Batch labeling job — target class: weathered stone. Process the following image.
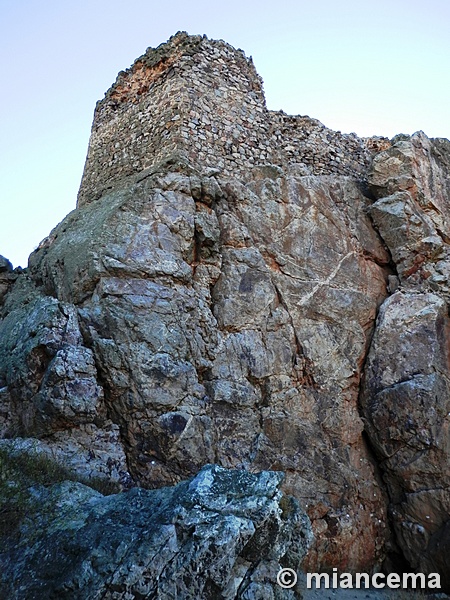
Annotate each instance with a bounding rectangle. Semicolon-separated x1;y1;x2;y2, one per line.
363;132;450;587
77;32;389;206
0;425;131;489
368;132;450;298
21;165;392;571
0;256;12;273
0;255;16;306
361;291;450;578
0;276;132;489
0;464;312;600
0;282;104;435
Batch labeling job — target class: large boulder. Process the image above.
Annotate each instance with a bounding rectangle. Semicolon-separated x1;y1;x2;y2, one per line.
0;463;312;600
362;132;450;587
360;291;450;577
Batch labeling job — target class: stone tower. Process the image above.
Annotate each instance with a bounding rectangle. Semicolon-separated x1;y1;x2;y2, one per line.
78;31;379;207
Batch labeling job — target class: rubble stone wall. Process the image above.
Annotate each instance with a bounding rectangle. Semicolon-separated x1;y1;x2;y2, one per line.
78;32;389;206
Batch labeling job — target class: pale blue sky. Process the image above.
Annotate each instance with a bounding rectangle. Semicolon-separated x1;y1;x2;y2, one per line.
1;0;449;268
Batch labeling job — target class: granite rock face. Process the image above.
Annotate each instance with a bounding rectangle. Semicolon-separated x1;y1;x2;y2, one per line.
361;133;450;584
369;132;450;295
0;463;311;599
1;32;449;588
21;169;391;573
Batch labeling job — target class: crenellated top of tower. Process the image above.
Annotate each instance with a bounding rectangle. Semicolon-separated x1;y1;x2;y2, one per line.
77;32;389;207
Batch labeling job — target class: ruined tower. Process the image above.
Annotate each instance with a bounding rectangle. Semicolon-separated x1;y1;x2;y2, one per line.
78;32;381;206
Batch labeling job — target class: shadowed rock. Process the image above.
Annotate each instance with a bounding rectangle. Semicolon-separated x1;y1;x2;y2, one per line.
0;464;312;600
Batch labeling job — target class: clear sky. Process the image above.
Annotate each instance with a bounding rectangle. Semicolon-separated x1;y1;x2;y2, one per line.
1;0;449;268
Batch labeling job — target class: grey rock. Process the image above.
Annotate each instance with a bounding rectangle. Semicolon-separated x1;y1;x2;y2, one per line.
0;255;16;305
0;281;104;435
0;276;131;488
19;168;392;571
361;291;450;577
364;132;450;586
0;256;12;273
0;427;131;489
0;464;312;600
368;132;450;298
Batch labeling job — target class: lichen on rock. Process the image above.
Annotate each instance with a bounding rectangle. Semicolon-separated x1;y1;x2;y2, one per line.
0;464;312;599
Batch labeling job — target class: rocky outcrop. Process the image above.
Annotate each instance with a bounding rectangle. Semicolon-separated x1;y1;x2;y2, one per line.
0;256;16;305
368;132;450;295
361;133;450;586
0;463;311;599
17;167;391;573
0;275;130;487
1;31;449;590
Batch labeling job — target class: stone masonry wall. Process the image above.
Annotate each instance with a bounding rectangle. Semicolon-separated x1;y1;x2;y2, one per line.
77;32;390;206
